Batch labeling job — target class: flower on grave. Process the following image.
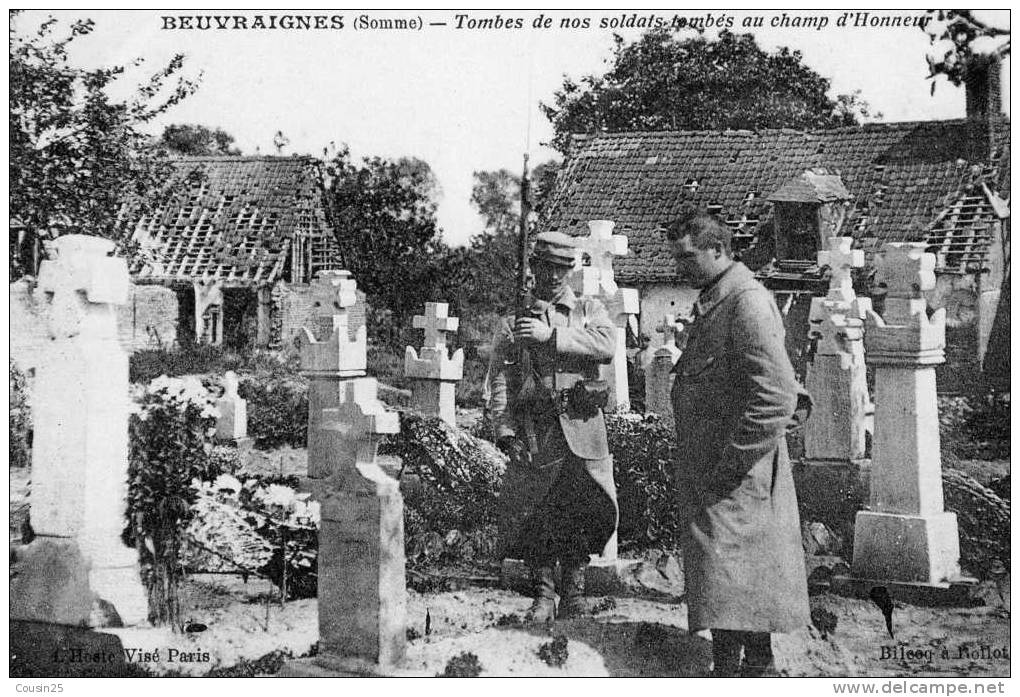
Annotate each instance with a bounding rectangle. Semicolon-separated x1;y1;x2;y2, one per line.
257;483;298;508
212;473;243;494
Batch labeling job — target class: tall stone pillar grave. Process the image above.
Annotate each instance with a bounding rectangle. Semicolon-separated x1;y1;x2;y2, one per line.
292;270;406;675
804;236;872;462
404;302;464;426
11;234;147;627
851;242;961;585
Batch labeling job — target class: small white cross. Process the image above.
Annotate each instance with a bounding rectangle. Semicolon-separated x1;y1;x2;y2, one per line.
413;302;459;350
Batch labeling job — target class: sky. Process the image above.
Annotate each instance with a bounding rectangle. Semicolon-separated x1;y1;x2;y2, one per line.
14;8;1010;247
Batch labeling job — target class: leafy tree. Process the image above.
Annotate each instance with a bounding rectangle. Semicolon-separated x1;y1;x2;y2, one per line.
10;14;199;278
542;29;874;153
158;123;241;156
922;10;1010;91
321;147;446;334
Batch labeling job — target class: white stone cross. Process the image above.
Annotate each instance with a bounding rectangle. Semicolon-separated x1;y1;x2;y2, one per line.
817;237;864;305
38;235;130;340
876;242;937;299
655;313;684;350
575;220;628;296
324;378;400;481
412;302;459;351
296;271;368;376
310;269;358;337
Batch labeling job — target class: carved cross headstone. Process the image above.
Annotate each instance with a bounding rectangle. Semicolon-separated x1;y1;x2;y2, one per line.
12;235;147;628
293;271;407;675
874;242;937;324
645;314;683;423
575;220;628;296
216;370;248;443
818;236;865;307
405;302;464;426
412;301;458;352
309;269;359;340
804;236;872;463
655;313;684;352
853;243;960;586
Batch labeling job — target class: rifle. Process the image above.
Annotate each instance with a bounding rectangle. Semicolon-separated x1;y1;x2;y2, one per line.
510;154;540;454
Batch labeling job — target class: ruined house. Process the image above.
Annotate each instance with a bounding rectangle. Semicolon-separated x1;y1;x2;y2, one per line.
542;60;1009;391
130;155;356;349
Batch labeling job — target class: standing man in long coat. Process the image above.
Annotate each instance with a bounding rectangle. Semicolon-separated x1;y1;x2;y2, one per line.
488;231;618;623
665;212;810;677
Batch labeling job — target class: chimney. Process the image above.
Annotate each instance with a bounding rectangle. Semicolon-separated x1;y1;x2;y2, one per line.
964;53;1003;120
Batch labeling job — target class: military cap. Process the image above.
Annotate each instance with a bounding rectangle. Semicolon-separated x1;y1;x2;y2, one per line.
531;231;578;267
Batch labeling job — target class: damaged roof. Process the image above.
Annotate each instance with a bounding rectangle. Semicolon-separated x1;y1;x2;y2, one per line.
543;119;1010;283
131;156;341;284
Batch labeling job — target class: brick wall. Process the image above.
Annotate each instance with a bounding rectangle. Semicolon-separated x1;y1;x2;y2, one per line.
118;285;179;352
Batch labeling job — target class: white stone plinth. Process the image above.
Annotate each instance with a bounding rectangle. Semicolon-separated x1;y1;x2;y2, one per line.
851;511;961;584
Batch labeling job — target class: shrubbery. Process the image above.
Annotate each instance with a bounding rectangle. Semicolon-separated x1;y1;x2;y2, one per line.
126;376;223;629
9;361;32;469
188;472;319;599
605;413;686;551
235;355;309;449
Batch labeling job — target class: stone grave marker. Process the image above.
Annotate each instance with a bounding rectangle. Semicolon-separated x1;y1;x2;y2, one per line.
284;271;406;676
644;313;684;421
850;242;963;587
215;370;248;443
568;219;639;412
404;302;465;426
10;234;147;628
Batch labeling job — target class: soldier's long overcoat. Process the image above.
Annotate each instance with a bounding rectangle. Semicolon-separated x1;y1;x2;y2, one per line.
488;286;618;559
670;262;810;633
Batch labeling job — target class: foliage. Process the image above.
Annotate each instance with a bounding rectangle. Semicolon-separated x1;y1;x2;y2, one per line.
187;472;320;599
437;652;483;677
236;361;309;450
9;13;198;278
126;376;222;629
382;411;506;567
129;342;252;383
542;29;875;153
939;392;1010;461
9;361;33;469
537;635;570;668
922;10;1010;90
605;413;686;550
159;123;241;155
321;147;447;328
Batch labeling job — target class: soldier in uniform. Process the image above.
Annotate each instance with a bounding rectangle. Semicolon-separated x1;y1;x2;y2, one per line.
488;231;618;623
665;211;811;677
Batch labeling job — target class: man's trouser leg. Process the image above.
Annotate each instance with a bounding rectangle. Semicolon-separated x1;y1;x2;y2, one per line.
524;566;557;623
741;632;775;677
711;630;744;677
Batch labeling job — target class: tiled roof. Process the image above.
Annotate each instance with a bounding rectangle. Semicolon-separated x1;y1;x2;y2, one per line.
132;156;340;284
543;119;1010;283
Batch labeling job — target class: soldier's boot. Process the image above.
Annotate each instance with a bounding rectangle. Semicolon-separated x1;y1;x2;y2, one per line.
740;632;777;677
556;564;592;619
524;567;557;624
711;630;744;677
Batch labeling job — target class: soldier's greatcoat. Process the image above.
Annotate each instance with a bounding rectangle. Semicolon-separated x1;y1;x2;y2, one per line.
488;286;618;561
670;262;810;633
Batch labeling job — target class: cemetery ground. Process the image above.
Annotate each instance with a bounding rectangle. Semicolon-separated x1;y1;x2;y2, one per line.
9;404;1010;678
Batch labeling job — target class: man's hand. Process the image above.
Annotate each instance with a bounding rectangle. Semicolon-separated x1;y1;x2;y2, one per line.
514;318;553;345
